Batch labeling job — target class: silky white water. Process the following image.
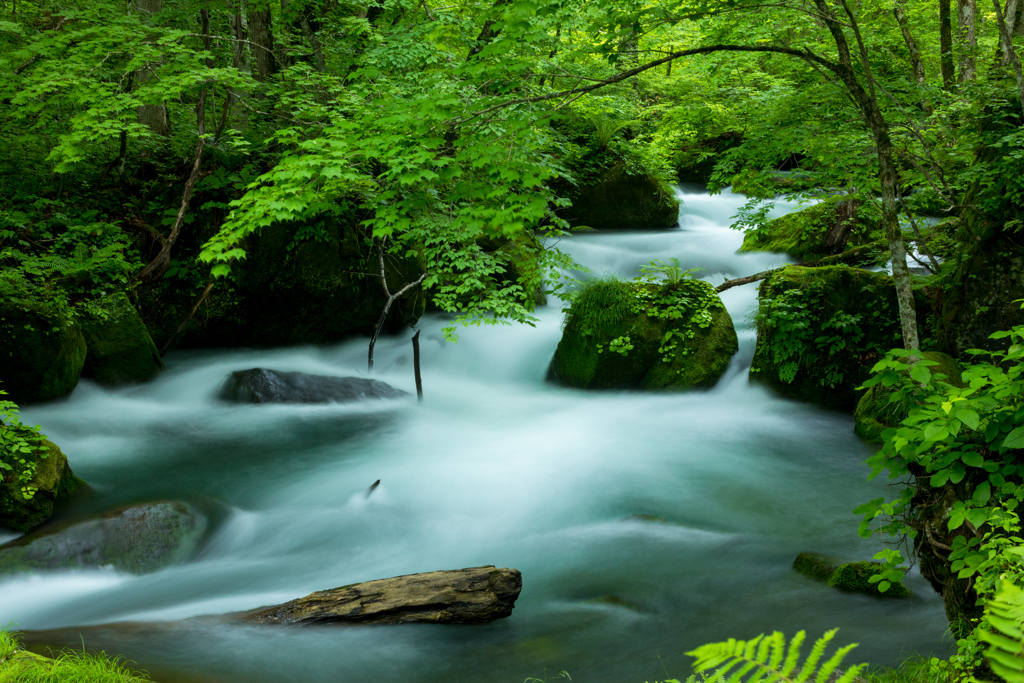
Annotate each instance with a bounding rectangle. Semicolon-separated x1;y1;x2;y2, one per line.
2;186;949;682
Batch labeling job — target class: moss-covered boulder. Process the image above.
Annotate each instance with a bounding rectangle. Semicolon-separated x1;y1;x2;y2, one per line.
854;352;963;444
0;439;86;533
0;501;205;574
548;277;738;390
739;199;881;260
750;265;911;410
792;553;910;598
0;299;86;404
562;163;680;230
828;561;911;598
79;293;164;386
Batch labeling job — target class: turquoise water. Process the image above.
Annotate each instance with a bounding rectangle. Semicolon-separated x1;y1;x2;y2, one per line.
3;187;950;683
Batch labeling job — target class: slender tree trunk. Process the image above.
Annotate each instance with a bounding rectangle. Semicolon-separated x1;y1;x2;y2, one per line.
135;0;170;136
957;0;977;84
992;0;1024;111
941;0;957;89
412;330;423;402
816;0;921;351
248;1;276;81
894;0;927;85
467;0;508;59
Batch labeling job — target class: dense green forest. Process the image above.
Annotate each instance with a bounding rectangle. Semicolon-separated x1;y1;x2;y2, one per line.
3;0;1024;679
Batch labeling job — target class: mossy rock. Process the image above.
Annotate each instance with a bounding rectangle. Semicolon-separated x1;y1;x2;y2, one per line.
562;162;680;230
0;299;86;404
750;265;913;410
739;200;880;260
0;439;86;533
792;552;839;582
80;293;164;386
827;561;911;598
142;218;426;349
936;235;1024;356
0;501;205;574
854;351;963;444
548;278;738;390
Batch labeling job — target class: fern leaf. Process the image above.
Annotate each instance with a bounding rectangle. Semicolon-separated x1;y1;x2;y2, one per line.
687;630;862;683
980;581;1024;683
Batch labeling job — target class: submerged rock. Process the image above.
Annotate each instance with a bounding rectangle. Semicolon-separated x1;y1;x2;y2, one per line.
80;293;164;386
244;565;522;625
0;501;206;574
548;278;737;391
793;553;909;598
854;351;963;444
0;298;86;404
221;368;408;404
0;439;86;533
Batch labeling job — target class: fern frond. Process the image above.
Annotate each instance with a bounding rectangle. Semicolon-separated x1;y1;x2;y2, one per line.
687;630;863;683
979;581;1024;682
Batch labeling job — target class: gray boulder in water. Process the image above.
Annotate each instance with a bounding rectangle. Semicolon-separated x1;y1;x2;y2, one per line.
0;501;207;574
243;566;522;625
221;368;408;404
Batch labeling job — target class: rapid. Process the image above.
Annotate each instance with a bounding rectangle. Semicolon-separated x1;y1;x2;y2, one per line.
1;186;950;683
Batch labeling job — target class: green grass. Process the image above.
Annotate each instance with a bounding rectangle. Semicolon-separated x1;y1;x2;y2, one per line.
0;627;151;682
862;656;950;683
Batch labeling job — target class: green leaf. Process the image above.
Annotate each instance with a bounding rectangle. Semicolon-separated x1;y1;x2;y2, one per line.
1004;427;1024;450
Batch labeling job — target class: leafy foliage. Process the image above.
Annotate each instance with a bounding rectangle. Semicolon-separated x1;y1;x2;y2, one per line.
0;390;48;501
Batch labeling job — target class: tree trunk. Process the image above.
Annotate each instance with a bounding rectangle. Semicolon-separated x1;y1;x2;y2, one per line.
228;0;249;73
957;0;977;84
894;0;927;85
134;0;170;137
248;1;276;81
941;0;957;89
991;0;1024;112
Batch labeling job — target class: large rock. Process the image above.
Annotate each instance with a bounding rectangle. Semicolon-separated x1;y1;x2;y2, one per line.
79;293;164;385
548;278;738;390
0;299;86;404
221;368;408;404
244;566;522;625
739;200;881;260
0;439;86;533
562;162;679;230
141;219;425;349
750;265;916;410
0;501;206;574
854;351;963;444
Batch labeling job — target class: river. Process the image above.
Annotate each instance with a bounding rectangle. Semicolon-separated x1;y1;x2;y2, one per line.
2;186;950;682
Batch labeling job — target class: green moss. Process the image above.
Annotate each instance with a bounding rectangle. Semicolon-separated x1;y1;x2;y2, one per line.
0;627;151;682
549;277;738;390
792;552;839;582
0;299;86;404
562;162;680;230
750;265;909;410
739;201;880;260
0;439;86;533
827;561;911;598
80;293;164;385
854;351;963;444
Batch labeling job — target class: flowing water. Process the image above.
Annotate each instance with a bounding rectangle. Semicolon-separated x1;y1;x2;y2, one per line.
2;186;950;682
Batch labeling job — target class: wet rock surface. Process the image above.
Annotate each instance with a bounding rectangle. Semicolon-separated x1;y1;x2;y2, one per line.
221;368;408;404
243;566;522;625
0;501;206;574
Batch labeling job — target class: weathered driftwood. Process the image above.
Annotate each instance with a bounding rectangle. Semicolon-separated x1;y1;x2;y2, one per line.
715;241;887;293
243;566;522;626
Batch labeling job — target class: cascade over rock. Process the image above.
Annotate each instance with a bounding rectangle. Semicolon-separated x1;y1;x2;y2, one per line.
750;265;919;410
80;293;164;385
243;566;522;625
0;440;86;533
0;299;86;404
0;501;206;574
221;368;408;404
548;278;738;390
561;163;679;230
